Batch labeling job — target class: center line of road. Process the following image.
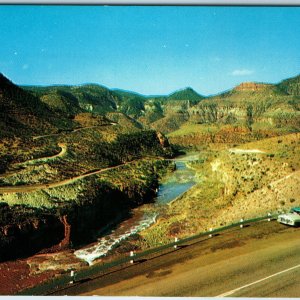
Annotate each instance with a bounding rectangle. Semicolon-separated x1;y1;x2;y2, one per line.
216;263;300;297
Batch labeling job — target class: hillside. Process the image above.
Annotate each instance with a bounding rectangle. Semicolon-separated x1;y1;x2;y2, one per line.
170;78;300;148
0;73;178;262
0;74;75;138
167;87;205;103
25;84;120;115
140;133;300;248
277;74;300;96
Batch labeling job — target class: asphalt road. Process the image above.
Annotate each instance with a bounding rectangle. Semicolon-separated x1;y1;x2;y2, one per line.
52;221;300;297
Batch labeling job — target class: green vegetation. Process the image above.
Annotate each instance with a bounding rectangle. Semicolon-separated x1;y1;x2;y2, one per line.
1;72;300;264
0;74;74;138
167;87;204;103
277;74;300;96
24;84;119;114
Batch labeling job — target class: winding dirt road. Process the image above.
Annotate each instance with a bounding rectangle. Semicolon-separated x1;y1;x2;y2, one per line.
32;123;117;140
14;143;67;167
0;158;143;194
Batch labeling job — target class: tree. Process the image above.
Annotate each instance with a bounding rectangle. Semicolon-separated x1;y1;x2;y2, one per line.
246;104;254;132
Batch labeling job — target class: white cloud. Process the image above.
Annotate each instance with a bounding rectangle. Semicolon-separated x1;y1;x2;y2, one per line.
231;69;254;76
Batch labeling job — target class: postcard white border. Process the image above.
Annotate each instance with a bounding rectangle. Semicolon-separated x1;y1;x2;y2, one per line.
0;0;299;5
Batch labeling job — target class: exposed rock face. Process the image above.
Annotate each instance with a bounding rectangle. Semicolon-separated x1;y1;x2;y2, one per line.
234;82;272;92
189;104;246;124
53;215;71;251
0;205;65;261
0;190;136;261
156;132;170;148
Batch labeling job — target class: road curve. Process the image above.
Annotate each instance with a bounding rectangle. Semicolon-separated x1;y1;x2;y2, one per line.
0;158;148;194
14;143;67;167
50;221;300;297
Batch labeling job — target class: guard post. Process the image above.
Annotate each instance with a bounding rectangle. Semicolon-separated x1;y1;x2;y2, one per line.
174;237;178;249
70;269;75;284
240;218;244;228
267;212;271;222
130;251;135;264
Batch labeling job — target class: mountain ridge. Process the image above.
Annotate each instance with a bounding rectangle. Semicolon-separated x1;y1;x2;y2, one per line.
1;72;299;138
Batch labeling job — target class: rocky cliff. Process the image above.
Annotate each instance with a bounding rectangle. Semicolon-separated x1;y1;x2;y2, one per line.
234;82;272;92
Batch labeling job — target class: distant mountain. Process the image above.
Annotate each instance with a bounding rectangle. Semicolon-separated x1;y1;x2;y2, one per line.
112;89;146;101
167;87;205;102
206;80;287;105
22;82;202;133
185;77;300;134
2;72;299;138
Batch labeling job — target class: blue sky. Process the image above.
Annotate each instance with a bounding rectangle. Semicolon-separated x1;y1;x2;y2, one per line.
0;6;299;95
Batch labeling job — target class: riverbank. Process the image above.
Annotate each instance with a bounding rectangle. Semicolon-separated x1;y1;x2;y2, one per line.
138;133;300;247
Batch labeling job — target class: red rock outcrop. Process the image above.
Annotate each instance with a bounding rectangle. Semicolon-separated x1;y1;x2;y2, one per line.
235;82;272;92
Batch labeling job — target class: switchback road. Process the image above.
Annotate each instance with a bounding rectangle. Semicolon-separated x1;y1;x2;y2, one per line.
51;221;300;297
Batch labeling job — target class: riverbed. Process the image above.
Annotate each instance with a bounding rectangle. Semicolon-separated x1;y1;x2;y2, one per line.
74;153;197;265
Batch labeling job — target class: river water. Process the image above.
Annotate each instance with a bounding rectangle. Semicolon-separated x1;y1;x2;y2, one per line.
74;154;197;265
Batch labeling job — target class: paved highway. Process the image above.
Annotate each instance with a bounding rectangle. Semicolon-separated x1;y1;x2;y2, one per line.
51;221;300;297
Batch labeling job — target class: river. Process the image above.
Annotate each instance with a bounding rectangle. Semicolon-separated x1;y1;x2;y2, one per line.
74;153;197;265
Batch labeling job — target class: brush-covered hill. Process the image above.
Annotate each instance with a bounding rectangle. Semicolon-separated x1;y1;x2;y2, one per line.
13;73;300;143
168;87;205;103
0;74;75;138
277;74;300;96
24;84;120;115
113;89;147;119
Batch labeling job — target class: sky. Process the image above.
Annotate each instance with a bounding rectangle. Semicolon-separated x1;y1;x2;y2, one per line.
0;6;299;95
